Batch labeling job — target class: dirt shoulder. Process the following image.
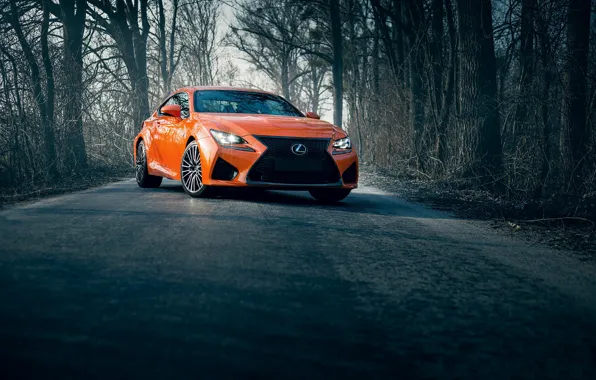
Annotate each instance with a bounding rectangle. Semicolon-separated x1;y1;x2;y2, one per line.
0;167;134;209
359;164;596;260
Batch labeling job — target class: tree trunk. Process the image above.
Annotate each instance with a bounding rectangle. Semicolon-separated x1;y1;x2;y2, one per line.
329;0;343;127
535;3;553;196
158;0;169;96
157;0;179;95
430;0;444;110
281;51;290;100
560;0;591;191
136;0;151;128
311;69;320;113
60;0;88;172
437;0;456;166
391;0;406;86
455;0;503;185
41;0;55;153
405;0;426;170
133;67;151;131
372;29;380;94
167;0;179;93
513;0;536;141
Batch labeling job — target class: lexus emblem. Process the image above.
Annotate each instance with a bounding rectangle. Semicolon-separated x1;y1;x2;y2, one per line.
291;143;308;156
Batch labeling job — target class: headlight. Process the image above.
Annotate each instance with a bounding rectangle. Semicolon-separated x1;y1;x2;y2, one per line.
333;137;351;149
210;129;247;145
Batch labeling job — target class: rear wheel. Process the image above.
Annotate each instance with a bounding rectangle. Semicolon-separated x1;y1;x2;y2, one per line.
181;141;216;198
136;141;162;188
309;188;351;203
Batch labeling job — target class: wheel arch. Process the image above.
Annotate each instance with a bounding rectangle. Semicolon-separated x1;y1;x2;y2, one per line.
133;136;143;163
136;136;144;151
134;128;153;172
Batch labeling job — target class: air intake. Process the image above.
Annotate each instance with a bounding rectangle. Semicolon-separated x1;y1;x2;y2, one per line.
212;158;238;181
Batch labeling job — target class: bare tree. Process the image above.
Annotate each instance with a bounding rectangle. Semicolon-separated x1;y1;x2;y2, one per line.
304;54;329;114
228;0;308;101
178;0;219;86
157;0;179;95
8;0;58;178
87;0;151;129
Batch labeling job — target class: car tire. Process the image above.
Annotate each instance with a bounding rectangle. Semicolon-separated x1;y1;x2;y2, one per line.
309;188;351;203
136;141;163;188
180;141;216;198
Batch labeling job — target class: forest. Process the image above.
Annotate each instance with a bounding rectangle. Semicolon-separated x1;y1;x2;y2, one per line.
0;0;595;205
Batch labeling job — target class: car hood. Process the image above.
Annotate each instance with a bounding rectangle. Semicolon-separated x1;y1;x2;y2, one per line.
197;114;345;139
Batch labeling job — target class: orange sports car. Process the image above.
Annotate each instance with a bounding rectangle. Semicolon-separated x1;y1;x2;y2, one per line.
133;87;358;202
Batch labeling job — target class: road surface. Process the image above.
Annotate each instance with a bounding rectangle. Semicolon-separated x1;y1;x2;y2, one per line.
0;179;595;379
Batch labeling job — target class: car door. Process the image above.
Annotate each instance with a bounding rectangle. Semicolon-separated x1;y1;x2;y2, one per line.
168;92;191;178
160;92;190;177
150;96;177;177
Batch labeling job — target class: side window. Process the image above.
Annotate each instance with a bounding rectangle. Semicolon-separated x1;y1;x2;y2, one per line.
176;92;190;119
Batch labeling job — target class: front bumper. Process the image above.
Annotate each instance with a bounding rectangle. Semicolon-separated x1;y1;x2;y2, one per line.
196;134;358;189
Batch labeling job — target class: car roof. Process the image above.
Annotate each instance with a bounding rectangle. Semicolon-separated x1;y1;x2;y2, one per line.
178;86;274;95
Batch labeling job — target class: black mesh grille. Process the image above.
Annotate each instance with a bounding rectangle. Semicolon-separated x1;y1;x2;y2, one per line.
248;136;341;184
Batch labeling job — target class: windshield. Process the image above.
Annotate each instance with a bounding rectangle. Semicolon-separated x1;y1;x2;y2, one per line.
194;90;303;117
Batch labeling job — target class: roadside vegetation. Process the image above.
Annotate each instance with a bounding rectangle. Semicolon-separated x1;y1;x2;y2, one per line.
360;164;595;258
0;0;595;236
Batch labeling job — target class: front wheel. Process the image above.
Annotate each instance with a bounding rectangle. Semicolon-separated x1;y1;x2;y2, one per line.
180;141;216;198
136;141;162;188
309;189;351;203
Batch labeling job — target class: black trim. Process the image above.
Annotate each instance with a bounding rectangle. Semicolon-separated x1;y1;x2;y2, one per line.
332;149;352;155
222;146;256;152
245;180;344;190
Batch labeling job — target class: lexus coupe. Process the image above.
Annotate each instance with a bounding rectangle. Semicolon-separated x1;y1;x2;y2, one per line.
134;87;358;202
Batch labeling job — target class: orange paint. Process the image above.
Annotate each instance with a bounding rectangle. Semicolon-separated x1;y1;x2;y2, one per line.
134;87;358;191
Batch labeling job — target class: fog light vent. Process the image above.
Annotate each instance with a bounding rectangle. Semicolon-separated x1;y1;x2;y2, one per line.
342;163;357;184
212;158;238;181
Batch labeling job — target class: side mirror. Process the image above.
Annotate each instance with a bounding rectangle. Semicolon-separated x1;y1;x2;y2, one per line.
306;111;320;120
161;104;181;118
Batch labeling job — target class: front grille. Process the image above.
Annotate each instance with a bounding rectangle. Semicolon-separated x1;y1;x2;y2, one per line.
248;136;341;184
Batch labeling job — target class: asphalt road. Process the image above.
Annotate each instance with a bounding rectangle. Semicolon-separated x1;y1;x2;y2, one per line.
1;179;595;379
